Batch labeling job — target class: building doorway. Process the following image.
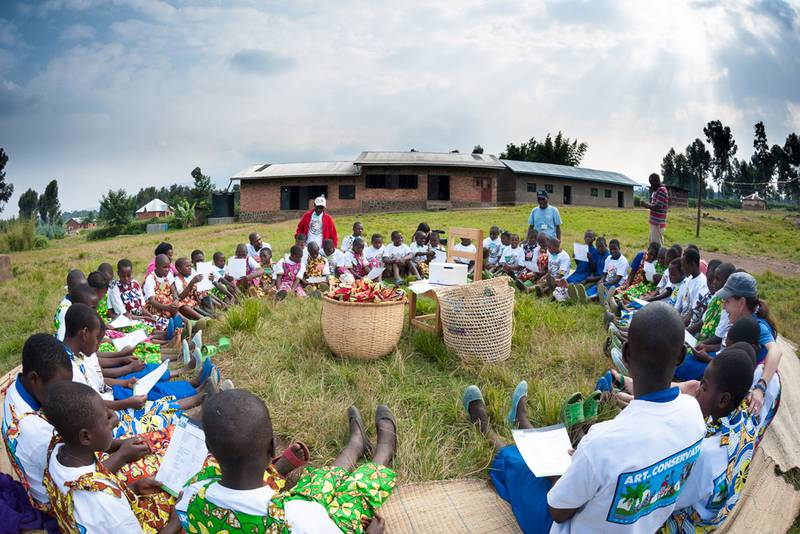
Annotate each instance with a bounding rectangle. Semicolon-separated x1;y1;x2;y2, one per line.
481;177;492;203
617;191;624;208
280;185;328;210
563;185;572;205
428;175;450;201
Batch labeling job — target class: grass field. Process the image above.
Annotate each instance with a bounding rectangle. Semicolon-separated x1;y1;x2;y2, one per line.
0;205;797;482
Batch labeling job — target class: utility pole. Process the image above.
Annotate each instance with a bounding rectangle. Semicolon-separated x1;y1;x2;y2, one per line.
695;173;702;237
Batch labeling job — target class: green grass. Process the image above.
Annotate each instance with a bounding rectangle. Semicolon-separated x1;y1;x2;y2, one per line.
0;205;797;483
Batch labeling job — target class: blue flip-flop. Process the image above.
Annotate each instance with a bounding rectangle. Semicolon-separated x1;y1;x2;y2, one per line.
462;385;484;418
198;357;214;385
506;380;528;428
595;371;614;393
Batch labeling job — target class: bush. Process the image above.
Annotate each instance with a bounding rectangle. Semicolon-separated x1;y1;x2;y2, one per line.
86;216;180;241
0;219;36;252
86;225;125;241
36;222;65;240
32;235;49;249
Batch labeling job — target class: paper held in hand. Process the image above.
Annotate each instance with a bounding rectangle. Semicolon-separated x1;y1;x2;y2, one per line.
684;330;698;349
132;359;169;397
112;328;148;351
573;243;589;263
156;417;208;497
366;267;385;281
306;276;327;284
108;315;141;329
227;258;247;280
633;298;650;307
193;262;215;292
643;261;657;282
512;423;573;477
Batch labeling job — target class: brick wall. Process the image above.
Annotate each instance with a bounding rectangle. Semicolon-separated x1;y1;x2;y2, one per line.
513;175;632;208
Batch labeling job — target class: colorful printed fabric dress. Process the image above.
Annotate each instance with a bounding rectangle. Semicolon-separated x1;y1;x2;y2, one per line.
698;295;723;341
116;279;171;330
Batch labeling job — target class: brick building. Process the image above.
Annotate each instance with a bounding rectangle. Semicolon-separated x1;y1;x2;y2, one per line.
64;217;96;234
233;151;639;221
135;198;173;221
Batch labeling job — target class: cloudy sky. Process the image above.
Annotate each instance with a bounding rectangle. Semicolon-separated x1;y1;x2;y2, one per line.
1;0;799;214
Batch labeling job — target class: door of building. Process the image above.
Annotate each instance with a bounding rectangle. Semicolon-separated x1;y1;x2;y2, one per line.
618;191;624;208
481;178;492;202
563;185;572;205
427;176;450;201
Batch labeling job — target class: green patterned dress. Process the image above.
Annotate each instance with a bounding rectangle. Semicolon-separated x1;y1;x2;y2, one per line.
98;293;163;364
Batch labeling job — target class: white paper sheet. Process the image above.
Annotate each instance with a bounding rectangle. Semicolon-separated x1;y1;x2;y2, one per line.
512;424;573;477
643;261;657;282
573;243;589;262
108;315;141;329
112;328;148;351
633;298;650;307
684;330;698;348
306;276;327;284
155;417;208;497
132;359;169;397
366;266;385;281
227;258;247;280
194;262;215;292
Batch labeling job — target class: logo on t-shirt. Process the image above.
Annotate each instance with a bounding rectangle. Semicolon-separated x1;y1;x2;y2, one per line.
607;439;702;525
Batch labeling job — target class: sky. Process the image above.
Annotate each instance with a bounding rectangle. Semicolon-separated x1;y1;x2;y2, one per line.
1;0;799;215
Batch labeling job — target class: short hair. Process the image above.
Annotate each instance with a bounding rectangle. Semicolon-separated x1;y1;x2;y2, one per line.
322;238;334;248
649;172;660;181
65;303;101;338
175;257;190;270
501;230;511;238
728;316;760;346
609;239;620;248
191;249;204;261
203;389;273;463
86;271;108;290
154;242;173;256
248;232;259;243
707;259;722;274
289;245;304;257
712;344;756;406
670;244;683;258
595;236;607;246
371;233;382;242
390;230;401;240
307;241;319;252
43;381;102;444
353;221;363;229
117;259;133;272
715;262;735;280
155;253;170;267
213;251;225;261
510;233;519;240
352;237;365;248
686;243;699;252
648;242;661;254
97;263;113;279
69;284;98;306
22;333;71;382
66;270;86;292
669;258;683;272
628;302;685;376
683;248;700;266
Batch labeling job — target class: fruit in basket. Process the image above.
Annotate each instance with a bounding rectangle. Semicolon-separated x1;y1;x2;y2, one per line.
326;278;404;302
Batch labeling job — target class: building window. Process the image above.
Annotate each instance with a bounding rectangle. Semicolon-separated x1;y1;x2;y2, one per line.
545;184;554;193
591;188;598;197
365;174;418;189
526;182;537;193
339;184;355;200
604;189;612;198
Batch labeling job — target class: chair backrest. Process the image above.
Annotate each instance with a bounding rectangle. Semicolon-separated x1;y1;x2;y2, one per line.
445;227;484;281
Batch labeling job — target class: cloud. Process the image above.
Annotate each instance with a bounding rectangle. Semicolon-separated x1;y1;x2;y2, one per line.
60;23;96;41
0;19;23;47
228;49;293;76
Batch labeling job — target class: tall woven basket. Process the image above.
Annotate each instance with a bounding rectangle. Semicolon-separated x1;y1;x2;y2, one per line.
438;277;515;363
321;295;406;360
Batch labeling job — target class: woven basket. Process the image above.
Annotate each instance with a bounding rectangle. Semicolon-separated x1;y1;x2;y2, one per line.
321;295;406;360
438;277;515;363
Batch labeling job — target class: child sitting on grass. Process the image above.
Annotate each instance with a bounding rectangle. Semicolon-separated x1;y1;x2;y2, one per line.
527;238;570;298
54;270;89;341
428;232;447;263
578;235;609;291
274;245;307;299
498;233;525;276
615;241;662;300
191;249;231;311
211;251;239;301
586;238;627;301
345;237;371;280
482;226;503;269
322;238;347;276
303;241;331;294
341;221;365;253
173;258;213;319
410;230;435;277
228;244;264;290
462;302;705;533
453;236;477;276
365;233;385;270
177;391;397;533
250;247;276;297
109;260;183;335
143;255;186;325
42;381;181;534
382;230;421;285
566;230;597;286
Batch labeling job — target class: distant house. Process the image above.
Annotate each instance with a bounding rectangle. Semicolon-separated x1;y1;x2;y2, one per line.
741;193;767;211
64;217;96;234
232;151;639;222
136;198;173;220
665;185;690;208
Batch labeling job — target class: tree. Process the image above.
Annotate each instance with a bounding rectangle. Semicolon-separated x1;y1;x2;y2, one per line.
18;188;38;219
500;132;588;166
751;121;776;198
37;179;61;225
472;145;484;154
703;120;737;194
190;166;214;221
777;133;800;203
0;148;12;214
98;189;135;227
686;139;711;237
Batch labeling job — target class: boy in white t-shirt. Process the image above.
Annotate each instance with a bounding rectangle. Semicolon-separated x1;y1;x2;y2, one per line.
410;230;435;277
322;238;347;276
462;302;705;534
340;221;364;253
482;226;503;268
531;238;571;299
382;230;421;285
453;237;478;275
498;234;525;275
364;233;385;271
586;239;628;301
675;248;708;324
428;232;447;264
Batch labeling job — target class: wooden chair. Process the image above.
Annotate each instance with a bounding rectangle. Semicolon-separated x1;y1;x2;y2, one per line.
408;227;484;335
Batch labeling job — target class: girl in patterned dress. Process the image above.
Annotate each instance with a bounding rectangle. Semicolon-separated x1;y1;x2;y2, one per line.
274;245;307;299
177;390;396;534
345;238;371;280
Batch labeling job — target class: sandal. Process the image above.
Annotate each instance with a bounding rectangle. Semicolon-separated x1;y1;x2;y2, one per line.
348;406;374;458
191;330;203;355
462;385;485;418
218;337;232;352
567;284;578;303
595;370;625;394
375;404;397;448
577;284;588;304
561;392;585;429
201;345;218;359
611;347;629;375
182;339;191;368
506;381;528;429
583;390;602;422
272;441;311;470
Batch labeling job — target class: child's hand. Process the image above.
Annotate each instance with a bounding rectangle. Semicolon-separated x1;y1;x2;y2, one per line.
118;437;151;463
363;514;385;534
119;345;136;357
124;377;138;389
126;395;147;409
128;359;145;372
130;477;163;495
191;274;204;286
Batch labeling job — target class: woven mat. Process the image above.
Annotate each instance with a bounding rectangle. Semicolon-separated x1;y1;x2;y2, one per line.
759;337;800;472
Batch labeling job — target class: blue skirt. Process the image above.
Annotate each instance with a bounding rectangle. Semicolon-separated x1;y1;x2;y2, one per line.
490;445;554;533
113;363;196;401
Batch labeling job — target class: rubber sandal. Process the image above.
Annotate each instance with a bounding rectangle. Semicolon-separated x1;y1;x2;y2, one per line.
191;330;203;354
201;345;218;359
506;380;528;429
198;357;214;385
597;284;606;302
611;347;629;375
348;406;374;458
272;441;311;470
567;284;578;303
595;371;615;394
583;391;602;422
218;337;231;351
462;385;485;418
192;348;203;372
561;392;585;429
182;339;191;368
577;284;588;304
610;332;623;351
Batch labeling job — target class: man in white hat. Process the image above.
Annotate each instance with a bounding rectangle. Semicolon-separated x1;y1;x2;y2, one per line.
295;195;339;248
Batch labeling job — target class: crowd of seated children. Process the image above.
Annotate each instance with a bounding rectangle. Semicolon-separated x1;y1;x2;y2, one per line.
565;230;597;286
482;226;503;269
382;231;422;285
190;249;234;307
585;238;628;301
410;230;435;277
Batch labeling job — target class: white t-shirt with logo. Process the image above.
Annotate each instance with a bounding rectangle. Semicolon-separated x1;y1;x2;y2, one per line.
364;245;384;267
483;237;503;265
602;254;629;284
410;242;431;263
548;250;572;278
452;243;477;264
382;243;411;262
521;245;539;272
499;245;525;267
308;212;324;247
322;248;346;271
548;391;705;533
675;273;709;317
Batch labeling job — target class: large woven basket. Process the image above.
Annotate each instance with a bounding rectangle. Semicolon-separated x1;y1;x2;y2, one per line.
438;277;515;363
321;295;406;360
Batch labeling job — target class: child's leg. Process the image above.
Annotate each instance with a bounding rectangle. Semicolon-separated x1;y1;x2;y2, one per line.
331;407;370;471
372;405;397;467
178;305;203;320
466;395;507;450
391;263;401;282
407;260;421;279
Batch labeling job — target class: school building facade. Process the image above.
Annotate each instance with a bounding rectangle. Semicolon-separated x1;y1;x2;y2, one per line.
232;151;639;222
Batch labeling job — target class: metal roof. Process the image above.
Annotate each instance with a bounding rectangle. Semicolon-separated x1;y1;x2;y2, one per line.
232;161;359;180
500;159;639;187
136;198;171;213
356;151;505;169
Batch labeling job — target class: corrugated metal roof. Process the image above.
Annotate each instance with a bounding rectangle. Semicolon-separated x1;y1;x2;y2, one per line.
136;198;171;213
356;151;505;169
232;161;359;180
500;159;639;187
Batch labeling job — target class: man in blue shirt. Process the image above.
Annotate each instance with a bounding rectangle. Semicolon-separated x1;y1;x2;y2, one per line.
527;190;562;240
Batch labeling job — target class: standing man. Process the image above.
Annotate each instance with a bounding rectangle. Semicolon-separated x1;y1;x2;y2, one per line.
641;173;669;246
296;195;338;248
527;190;561;240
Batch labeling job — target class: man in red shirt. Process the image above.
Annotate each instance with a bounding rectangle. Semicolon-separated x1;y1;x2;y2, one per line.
641;173;669;246
295;196;339;248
